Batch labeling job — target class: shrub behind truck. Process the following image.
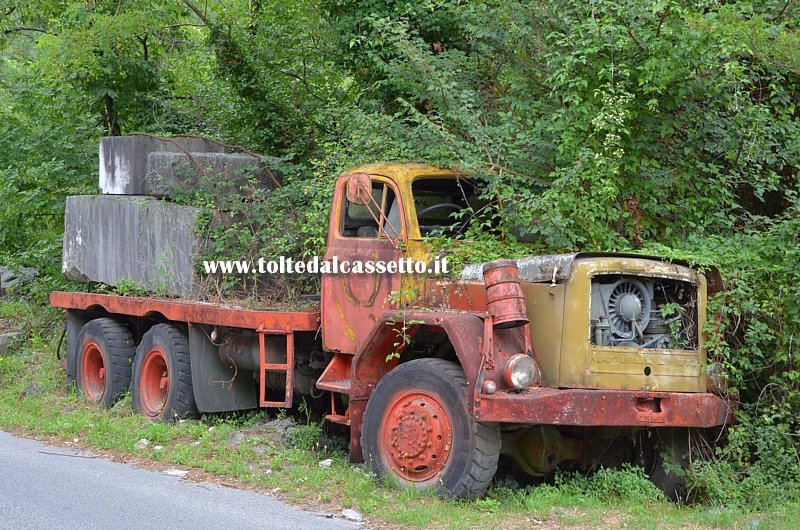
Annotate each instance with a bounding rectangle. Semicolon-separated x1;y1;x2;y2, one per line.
52;161;733;499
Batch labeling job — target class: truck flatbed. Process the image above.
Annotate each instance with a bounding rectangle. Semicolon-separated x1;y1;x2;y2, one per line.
50;292;320;332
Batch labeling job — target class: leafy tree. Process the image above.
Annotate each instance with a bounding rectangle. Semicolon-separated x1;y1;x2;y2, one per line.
182;0;346;156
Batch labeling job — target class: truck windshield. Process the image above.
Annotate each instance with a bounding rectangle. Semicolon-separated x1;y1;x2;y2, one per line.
412;177;483;237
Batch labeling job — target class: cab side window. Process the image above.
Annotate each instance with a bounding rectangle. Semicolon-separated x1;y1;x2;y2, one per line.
341;181;400;238
412;177;481;237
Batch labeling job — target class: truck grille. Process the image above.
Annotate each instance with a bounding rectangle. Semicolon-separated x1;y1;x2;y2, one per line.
590;275;698;350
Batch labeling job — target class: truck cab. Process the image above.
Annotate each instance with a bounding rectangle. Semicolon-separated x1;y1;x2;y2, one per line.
320;163;472;354
317;163;731;499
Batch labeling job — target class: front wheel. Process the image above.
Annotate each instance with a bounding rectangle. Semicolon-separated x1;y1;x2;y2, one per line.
638;427;691;501
361;358;500;499
132;324;197;421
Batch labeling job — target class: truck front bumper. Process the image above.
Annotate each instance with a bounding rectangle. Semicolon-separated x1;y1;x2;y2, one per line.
476;388;733;428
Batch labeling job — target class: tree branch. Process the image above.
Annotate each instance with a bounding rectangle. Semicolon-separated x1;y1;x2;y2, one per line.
278;68;329;104
3;26;51;35
774;0;794;21
656;4;670;38
135;34;149;61
182;0;212;27
161;23;206;29
619;18;644;50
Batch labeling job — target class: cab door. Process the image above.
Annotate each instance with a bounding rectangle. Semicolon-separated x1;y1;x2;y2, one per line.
321;174;406;354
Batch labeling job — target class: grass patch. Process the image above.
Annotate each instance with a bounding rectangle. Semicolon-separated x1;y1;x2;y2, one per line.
1;299;798;528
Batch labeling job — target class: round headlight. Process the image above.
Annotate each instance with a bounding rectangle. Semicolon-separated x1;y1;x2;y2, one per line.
504;354;536;390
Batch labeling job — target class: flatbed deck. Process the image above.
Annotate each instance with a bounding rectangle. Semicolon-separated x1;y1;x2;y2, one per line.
50;292;320;332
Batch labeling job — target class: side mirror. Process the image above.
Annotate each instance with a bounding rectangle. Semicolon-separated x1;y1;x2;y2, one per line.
346;173;372;205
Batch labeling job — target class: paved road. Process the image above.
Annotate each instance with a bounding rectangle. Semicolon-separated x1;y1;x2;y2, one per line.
0;431;357;530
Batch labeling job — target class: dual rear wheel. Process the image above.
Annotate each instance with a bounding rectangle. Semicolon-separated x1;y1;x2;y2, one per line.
76;318;135;407
76;319;196;421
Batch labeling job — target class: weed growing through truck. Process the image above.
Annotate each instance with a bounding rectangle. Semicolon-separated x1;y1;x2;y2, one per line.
384;287;425;362
153;245;177;296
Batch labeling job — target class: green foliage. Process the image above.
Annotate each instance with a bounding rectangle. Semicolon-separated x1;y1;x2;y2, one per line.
195;0;346;155
285;422;323;451
428;204;533;273
559;465;666;504
168;155;335;302
385;286;426;361
0;56;96;272
101;278;158;299
489;465;666;505
642;197;800;507
686;438;800;508
0;0;212;279
332;0;800;251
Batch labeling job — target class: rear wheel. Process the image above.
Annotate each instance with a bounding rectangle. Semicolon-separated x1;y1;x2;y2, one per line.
361;358;500;499
76;318;135;407
132;324;197;421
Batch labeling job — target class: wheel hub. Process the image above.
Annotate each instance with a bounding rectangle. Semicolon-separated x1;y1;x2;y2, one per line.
140;349;169;417
80;341;105;401
382;392;452;481
391;411;429;458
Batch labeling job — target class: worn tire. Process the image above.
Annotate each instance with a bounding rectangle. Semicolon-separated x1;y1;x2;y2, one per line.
75;318;135;407
132;324;197;421
642;427;691;501
361;358;500;499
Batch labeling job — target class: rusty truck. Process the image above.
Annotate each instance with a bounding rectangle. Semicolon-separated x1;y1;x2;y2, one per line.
51;162;732;499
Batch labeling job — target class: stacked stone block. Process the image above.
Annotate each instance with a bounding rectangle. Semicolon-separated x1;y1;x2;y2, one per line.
64;136;275;297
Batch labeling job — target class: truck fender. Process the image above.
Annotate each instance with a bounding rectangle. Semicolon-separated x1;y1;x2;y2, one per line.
348;310;485;462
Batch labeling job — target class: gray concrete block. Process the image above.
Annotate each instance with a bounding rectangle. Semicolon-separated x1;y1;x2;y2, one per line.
63;195;202;297
99;136;224;195
0;266;37;295
145;152;279;197
0;332;22;356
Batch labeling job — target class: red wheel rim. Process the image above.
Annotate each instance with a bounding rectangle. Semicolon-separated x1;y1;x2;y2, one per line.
81;341;106;400
379;390;453;482
140;348;169;417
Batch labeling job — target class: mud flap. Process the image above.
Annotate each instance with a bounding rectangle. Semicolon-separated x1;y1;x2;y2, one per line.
187;323;258;412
